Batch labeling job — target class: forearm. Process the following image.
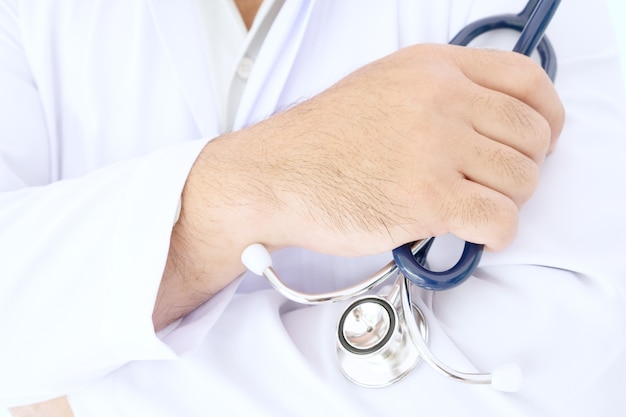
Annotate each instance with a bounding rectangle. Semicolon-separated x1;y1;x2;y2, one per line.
152;45;563;330
152;128;283;330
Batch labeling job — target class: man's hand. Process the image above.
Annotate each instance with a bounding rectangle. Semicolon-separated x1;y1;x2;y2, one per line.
155;43;565;328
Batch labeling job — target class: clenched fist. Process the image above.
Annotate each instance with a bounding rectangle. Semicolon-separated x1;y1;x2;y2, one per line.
155;43;564;328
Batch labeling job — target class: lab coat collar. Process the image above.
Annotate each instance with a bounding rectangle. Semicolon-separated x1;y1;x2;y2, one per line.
146;0;219;138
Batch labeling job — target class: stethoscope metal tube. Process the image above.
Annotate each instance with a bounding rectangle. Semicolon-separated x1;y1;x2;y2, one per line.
398;275;522;392
241;240;430;305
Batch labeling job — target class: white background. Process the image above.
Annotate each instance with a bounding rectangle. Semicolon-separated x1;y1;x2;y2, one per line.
1;1;625;416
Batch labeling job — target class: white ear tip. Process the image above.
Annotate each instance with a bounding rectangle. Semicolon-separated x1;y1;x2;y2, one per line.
491;364;523;392
241;243;273;275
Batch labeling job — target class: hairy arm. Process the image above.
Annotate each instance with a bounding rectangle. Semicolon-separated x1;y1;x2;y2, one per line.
153;44;564;329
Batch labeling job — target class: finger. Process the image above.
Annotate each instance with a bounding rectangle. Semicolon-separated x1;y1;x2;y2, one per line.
444;45;565;148
470;86;552;164
456;131;541;207
439;177;519;251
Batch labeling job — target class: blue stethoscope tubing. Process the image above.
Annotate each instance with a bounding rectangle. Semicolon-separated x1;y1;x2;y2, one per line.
392;0;560;291
450;0;560;81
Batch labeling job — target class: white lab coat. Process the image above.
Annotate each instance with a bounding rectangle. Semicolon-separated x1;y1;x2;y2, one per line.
0;0;625;415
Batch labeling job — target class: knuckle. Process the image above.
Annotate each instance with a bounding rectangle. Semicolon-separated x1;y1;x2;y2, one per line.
442;190;519;250
515;54;549;93
488;147;540;202
531;115;552;151
515;57;564;144
506;99;551;158
472;91;551;161
442;188;498;230
489;199;519;250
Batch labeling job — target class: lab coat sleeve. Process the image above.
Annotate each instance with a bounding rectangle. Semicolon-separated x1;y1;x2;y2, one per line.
0;0;49;190
0;1;233;407
0;143;199;407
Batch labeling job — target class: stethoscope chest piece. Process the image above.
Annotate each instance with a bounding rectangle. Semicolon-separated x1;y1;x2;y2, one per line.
335;279;428;388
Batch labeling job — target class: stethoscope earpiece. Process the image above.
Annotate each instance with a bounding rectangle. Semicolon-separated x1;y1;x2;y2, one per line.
241;242;273;275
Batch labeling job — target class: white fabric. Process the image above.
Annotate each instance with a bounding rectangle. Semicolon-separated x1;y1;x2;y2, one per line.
194;0;246;129
194;0;283;131
0;0;624;415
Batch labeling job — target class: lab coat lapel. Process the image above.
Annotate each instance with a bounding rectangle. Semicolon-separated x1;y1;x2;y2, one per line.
234;0;315;129
147;0;219;138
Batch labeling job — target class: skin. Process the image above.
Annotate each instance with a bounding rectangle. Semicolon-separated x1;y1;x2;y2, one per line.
10;0;564;415
9;399;72;417
152;44;563;329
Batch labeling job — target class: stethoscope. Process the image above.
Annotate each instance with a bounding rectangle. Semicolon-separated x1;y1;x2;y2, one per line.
241;0;560;393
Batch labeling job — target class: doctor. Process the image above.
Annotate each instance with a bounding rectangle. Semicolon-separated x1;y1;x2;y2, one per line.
3;0;626;416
